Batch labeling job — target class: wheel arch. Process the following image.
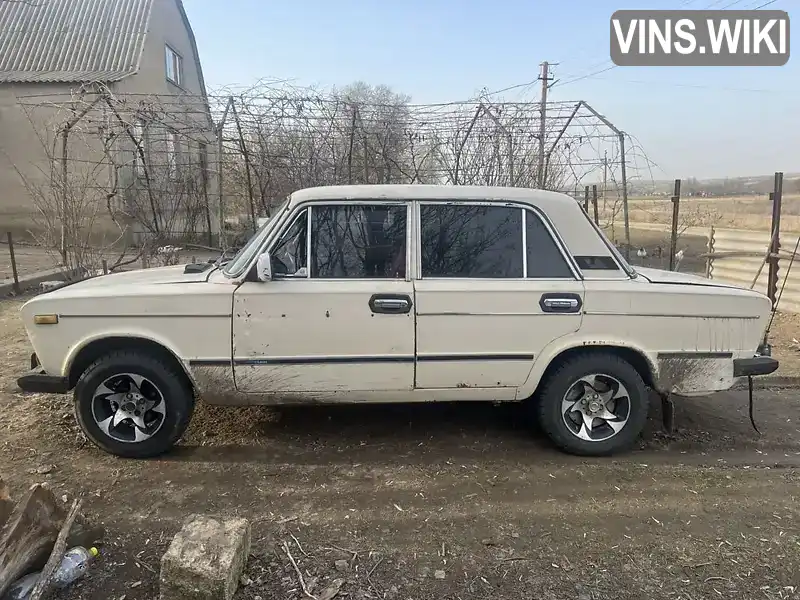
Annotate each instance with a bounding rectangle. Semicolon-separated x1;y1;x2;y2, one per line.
526;343;658;399
66;335;195;390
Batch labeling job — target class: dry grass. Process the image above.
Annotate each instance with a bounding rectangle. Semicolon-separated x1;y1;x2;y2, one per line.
604;194;800;232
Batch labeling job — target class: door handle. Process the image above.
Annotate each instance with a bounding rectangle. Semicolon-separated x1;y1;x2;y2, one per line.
369;294;413;314
539;293;582;313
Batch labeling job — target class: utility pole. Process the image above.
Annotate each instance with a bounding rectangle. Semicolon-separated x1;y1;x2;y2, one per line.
537;61;555;188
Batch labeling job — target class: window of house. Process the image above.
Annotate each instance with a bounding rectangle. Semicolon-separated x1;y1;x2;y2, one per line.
311;204;407;279
165;129;180;179
419;204;573;279
165;45;183;86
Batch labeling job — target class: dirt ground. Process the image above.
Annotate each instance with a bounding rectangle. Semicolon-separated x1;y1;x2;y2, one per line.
2;297;800;600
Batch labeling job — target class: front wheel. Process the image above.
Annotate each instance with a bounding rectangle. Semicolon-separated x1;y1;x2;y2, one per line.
535;353;650;456
74;351;195;458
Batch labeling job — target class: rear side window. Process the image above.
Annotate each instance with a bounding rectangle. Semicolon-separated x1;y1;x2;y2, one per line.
419;205;523;278
419;204;574;279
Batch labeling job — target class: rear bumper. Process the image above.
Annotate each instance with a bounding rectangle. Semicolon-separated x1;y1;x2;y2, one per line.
17;353;69;394
733;356;779;378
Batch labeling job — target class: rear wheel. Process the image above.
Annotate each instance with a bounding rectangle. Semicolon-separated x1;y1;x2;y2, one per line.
74;350;194;458
535;353;649;456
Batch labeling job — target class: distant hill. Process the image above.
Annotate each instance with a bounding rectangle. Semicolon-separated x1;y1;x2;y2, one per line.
627;173;800;197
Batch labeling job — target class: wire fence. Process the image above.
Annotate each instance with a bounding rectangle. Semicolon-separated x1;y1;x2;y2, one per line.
4;80;663;273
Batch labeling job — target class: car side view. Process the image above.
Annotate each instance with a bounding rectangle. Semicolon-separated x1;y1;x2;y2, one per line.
17;185;778;458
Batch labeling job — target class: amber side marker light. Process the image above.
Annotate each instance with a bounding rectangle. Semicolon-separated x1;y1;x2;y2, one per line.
34;314;59;325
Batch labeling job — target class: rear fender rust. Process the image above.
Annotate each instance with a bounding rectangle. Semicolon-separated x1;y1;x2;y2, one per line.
656;356;733;395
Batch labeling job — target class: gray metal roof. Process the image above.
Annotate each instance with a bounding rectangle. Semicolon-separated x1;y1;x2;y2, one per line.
0;0;154;83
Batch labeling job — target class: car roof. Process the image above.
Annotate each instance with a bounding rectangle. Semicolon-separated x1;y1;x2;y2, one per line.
290;184;574;209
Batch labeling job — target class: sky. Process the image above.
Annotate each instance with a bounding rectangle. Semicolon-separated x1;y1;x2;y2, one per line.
182;0;797;182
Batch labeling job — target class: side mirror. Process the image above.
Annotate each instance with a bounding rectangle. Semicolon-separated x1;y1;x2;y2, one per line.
256;252;272;282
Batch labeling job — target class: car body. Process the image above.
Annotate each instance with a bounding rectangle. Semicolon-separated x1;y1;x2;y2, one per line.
17;184;778;457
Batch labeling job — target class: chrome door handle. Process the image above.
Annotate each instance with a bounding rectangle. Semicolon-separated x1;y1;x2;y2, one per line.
369;294;413;314
374;298;409;310
539;293;582;313
543;298;578;309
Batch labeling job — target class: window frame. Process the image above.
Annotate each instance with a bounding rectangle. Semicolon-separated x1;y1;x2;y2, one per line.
165;44;183;86
165;128;180;179
414;200;581;281
132;119;147;177
265;200;413;282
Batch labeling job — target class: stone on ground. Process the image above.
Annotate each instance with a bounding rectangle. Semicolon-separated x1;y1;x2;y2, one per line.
160;514;251;600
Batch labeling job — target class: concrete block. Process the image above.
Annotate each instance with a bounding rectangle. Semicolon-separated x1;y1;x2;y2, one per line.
160;514;251;600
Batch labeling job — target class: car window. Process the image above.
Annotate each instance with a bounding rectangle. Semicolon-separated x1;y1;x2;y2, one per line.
311;204;407;278
419;205;523;278
525;211;573;278
271;209;308;276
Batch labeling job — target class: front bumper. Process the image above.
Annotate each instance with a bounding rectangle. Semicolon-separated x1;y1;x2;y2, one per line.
17;353;69;394
733;356;779;378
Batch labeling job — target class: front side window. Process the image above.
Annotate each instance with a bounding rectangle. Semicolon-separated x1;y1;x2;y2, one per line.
419;204;523;278
311;204;407;278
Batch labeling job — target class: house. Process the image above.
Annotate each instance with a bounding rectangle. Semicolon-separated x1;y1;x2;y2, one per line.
0;0;218;247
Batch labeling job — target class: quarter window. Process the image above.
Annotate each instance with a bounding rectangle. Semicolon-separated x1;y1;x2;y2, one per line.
311;204;407;278
271;209;308;276
419;205;523;278
525;211;573;278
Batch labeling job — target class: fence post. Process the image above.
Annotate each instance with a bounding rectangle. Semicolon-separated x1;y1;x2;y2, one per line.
705;225;715;278
583;185;589;213
591;184;599;225
767;172;784;308
668;179;682;271
6;232;20;295
101;259;108;275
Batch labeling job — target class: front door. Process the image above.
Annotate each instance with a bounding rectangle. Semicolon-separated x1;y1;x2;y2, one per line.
233;200;415;394
413;202;584;391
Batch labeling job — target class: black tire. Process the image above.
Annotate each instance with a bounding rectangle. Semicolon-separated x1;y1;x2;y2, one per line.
74;350;195;458
535;352;649;456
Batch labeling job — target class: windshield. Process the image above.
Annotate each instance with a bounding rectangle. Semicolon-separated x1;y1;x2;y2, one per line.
222;198;290;277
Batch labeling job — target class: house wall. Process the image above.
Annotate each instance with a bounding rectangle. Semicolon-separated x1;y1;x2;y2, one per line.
114;0;219;243
0;0;218;244
0;83;117;240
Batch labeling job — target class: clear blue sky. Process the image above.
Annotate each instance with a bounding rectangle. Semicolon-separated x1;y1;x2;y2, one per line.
183;0;796;181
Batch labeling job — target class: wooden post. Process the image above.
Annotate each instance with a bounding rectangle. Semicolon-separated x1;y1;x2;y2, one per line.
591;184;599;225
767;173;784;308
101;259;108;275
669;179;682;271
583;185;589;213
6;232;20;294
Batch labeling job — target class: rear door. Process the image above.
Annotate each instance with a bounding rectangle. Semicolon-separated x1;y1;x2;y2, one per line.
413;202;584;392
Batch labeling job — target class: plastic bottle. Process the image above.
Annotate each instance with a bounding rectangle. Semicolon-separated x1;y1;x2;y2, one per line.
4;547;98;600
5;571;40;600
52;546;99;588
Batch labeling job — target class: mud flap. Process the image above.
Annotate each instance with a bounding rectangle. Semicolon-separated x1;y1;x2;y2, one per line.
748;375;760;435
661;394;675;435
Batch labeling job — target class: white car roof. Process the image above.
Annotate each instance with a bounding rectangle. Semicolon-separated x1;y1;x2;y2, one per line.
288;184;629;278
290;184;573;209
